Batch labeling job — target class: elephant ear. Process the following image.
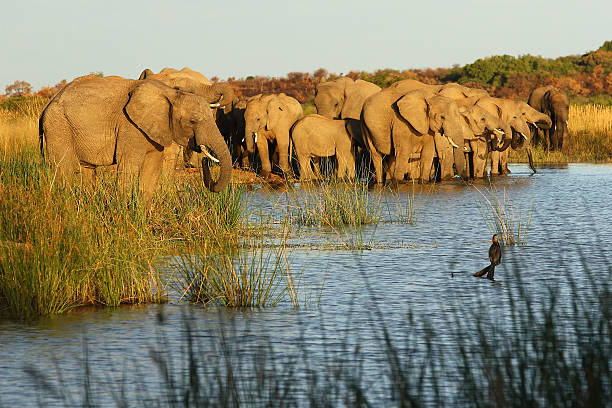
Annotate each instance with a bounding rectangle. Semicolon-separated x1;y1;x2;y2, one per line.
396;92;429;135
138;68;154;80
125;81;175;148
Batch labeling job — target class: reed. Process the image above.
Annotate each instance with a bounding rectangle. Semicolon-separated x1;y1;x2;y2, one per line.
384;181;430;225
287;180;381;228
472;183;532;246
168;227;299;308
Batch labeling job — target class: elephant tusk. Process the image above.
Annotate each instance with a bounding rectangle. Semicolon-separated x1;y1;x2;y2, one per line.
446;135;460;149
565;120;569;126
199;145;220;163
209;103;221;108
254;132;258;143
493;128;505;135
519;132;528;140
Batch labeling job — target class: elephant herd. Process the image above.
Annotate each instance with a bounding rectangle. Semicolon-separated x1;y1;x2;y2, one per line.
229;77;567;184
38;67;569;207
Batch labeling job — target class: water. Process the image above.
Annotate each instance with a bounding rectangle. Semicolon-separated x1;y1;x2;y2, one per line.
1;164;611;406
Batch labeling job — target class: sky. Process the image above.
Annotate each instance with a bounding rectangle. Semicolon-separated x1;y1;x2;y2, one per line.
2;0;611;91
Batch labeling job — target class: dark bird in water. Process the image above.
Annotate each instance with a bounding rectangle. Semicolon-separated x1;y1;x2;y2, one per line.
474;234;501;280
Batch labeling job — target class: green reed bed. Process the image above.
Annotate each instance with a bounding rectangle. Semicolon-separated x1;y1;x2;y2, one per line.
168;227;300;308
473;183;533;246
0;156;163;320
287;180;381;228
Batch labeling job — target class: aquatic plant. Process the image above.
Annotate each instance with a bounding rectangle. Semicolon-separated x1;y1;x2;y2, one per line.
473;183;533;246
287;180;381;228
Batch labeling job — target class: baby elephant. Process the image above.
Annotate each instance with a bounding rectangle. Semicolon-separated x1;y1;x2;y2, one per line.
291;114;356;180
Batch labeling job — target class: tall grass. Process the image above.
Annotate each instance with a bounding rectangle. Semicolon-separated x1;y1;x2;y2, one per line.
168;229;299;308
473;183;533;246
511;103;612;163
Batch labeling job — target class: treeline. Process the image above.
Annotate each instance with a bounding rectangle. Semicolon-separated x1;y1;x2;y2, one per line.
2;41;611;108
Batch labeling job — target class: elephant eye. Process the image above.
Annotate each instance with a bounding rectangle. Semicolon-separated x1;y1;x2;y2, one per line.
440;115;446;120
190;119;197;124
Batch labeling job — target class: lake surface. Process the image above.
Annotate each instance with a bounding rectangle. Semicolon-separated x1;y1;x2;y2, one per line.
1;164;611;406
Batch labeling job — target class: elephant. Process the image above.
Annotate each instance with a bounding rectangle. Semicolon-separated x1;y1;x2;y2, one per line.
437;83;489;100
216;97;249;168
361;88;467;184
388;80;489;100
291;114;356;181
244;93;303;178
454;100;508;179
528;86;569;151
473;97;551;175
139;67;235;169
39;75;232;207
314;77;381;120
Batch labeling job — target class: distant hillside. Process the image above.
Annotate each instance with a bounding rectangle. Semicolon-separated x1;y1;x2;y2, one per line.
225;41;612;104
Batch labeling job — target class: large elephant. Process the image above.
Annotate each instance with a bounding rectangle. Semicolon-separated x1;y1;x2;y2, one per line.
291;114;355;181
362;88;466;184
39;75;232;207
388;80;489;100
314;77;381;120
528;86;569;151
139;67;235;168
244;93;303;178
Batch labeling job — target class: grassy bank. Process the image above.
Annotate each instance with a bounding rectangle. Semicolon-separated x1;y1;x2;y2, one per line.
510;103;612;163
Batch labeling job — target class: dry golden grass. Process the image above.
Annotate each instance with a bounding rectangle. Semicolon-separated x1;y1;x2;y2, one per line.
511;104;612;163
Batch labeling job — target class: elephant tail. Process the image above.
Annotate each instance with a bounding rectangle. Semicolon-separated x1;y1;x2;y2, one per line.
38;110;46;163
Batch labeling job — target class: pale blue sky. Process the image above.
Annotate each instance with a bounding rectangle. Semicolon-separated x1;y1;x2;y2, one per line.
2;0;610;91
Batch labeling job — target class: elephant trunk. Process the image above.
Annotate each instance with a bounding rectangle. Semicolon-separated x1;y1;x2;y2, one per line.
195;123;232;192
453;147;467;179
244;124;257;154
444;119;467;179
196;82;235;109
526;146;536;174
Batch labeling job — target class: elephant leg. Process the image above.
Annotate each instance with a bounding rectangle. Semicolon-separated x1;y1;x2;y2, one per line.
420;143;435;183
298;154;313;181
277;139;292;177
490;150;501;175
370;151;384;184
44;126;82;184
346;154;355;181
500;149;510;174
139;149;164;209
433;133;454;180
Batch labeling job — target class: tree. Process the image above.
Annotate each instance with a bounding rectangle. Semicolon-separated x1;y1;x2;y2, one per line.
5;80;32;97
313;68;328;80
